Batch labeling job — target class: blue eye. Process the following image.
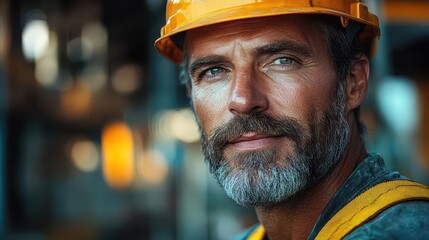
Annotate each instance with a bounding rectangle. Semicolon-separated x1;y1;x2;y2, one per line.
205;67;225;76
191;65;227;83
197;67;227;82
273;57;294;65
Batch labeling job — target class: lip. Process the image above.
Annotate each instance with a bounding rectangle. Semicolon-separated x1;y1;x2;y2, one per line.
228;132;281;150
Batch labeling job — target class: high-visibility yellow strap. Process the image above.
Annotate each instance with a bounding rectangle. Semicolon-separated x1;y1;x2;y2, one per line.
316;180;429;240
247;225;265;240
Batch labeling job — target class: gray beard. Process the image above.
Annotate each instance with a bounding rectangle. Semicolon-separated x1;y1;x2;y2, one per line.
214;149;312;206
197;90;349;207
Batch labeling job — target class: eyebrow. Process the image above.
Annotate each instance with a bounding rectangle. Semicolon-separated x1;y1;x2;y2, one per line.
254;40;313;58
189;55;227;78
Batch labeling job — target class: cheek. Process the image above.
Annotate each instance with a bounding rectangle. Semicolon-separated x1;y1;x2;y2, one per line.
192;86;229;135
268;70;337;122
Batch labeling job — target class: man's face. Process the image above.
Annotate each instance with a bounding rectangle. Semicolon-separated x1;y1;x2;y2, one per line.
185;15;350;206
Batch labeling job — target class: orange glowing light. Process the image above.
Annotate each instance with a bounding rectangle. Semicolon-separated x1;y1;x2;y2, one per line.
102;122;135;189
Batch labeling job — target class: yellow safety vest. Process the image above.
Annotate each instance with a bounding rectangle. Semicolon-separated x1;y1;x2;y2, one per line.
247;180;429;240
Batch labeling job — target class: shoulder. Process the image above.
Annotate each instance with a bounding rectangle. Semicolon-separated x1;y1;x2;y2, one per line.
345;201;429;239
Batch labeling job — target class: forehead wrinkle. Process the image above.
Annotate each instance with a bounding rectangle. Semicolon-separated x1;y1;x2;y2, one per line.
186;15;324;64
206;29;271;43
232;41;250;59
191;25;314;55
199;29;299;58
206;18;269;31
204;20;303;40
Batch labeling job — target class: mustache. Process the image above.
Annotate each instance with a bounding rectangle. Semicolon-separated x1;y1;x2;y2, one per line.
204;113;306;152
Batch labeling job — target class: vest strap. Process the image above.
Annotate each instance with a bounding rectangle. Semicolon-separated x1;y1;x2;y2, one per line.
248;225;265;240
315;180;429;239
247;180;429;240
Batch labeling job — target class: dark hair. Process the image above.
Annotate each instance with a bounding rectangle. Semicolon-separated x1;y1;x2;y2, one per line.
314;15;367;136
180;14;367;136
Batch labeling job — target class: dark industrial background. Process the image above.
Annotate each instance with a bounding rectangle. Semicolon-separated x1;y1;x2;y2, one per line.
0;0;428;239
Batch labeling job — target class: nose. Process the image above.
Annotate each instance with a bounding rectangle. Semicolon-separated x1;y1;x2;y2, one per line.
228;69;269;115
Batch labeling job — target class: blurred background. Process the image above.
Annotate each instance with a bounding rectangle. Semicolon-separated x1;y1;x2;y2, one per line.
0;0;428;239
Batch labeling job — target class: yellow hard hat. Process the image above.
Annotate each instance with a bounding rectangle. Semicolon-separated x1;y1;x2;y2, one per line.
155;0;380;64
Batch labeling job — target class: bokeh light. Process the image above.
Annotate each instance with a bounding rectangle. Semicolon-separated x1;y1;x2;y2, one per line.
35;31;58;87
377;77;419;134
137;150;168;185
70;139;99;172
82;21;107;53
22;19;49;60
153;109;199;143
102;122;135;189
81;66;108;91
60;82;92;119
112;64;142;94
171;108;199;143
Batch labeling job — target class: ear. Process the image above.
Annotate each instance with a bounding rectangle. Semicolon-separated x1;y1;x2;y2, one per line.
346;53;369;114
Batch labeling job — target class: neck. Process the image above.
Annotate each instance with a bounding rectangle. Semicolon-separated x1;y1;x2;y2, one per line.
256;116;367;240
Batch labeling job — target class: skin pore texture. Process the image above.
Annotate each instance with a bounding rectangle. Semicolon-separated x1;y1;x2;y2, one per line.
185;15;369;240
